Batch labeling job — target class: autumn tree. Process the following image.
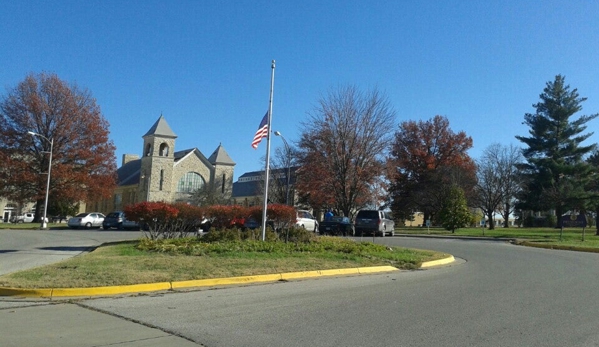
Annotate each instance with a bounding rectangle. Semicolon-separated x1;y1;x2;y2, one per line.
388;115;476;224
0;72;117;221
473;143;523;229
515;75;598;220
295;85;396;218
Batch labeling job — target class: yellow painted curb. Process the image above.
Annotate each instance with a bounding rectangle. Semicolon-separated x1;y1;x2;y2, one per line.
0;262;440;298
172;274;283;289
357;266;399;274
420;255;455;268
51;282;172;297
0;287;53;298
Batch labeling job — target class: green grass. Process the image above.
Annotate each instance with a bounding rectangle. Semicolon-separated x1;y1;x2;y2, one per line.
397;226;599;251
0;236;448;289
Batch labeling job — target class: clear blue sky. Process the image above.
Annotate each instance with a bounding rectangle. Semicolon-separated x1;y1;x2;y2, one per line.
2;1;598;181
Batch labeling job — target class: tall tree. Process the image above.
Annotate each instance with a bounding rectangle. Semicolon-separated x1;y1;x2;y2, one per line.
515;75;598;219
0;72;117;221
388;115;476;223
586;150;599;235
296;85;396;218
473;143;523;229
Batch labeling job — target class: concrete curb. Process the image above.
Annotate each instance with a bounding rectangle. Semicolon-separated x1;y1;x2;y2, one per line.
421;255;455;268
0;265;401;298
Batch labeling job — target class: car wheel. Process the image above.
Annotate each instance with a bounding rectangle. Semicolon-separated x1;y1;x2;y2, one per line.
117;223;123;230
85;222;92;229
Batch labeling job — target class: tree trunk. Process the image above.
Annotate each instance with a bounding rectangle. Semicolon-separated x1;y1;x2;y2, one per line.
503;202;510;228
596;206;599;236
487;211;495;230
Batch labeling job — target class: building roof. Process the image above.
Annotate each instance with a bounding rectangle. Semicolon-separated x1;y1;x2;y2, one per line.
232;167;298;198
117;159;141;186
208;143;235;165
143;115;177;138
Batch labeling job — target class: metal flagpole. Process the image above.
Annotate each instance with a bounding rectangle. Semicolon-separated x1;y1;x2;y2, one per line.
261;60;276;241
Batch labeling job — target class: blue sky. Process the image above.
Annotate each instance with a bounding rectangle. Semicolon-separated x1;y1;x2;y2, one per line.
2;1;599;181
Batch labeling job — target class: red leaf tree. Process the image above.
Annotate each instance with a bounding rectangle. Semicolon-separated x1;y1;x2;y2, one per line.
0;73;117;221
388;115;476;223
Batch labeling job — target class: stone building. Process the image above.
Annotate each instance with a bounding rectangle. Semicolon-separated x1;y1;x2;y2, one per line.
88;115;235;213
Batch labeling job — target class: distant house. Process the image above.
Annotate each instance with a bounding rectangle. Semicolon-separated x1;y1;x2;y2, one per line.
89;115;235;213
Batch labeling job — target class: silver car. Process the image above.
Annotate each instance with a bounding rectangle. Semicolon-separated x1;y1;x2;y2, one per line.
67;212;106;229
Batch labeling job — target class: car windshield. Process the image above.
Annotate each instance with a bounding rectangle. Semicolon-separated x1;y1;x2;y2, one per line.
357;211;378;219
107;212;121;218
75;213;89;217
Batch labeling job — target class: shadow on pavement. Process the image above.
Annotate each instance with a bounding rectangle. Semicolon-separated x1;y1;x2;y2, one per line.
37;246;93;252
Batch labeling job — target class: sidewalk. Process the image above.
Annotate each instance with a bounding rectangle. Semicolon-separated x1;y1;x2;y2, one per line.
0;301;199;347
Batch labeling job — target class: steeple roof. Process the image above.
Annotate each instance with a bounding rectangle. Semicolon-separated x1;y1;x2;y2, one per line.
143;115;177;138
208;143;235;166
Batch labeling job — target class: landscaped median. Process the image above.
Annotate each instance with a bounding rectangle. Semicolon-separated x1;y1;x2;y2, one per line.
0;233;453;298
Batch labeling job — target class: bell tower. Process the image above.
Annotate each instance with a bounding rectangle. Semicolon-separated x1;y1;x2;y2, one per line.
139;115;177;202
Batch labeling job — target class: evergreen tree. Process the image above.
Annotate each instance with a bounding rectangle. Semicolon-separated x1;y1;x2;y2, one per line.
515;75;598;219
438;185;472;233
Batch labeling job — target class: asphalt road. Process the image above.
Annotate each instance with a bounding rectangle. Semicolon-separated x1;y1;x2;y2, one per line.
2;235;599;346
0;228;143;275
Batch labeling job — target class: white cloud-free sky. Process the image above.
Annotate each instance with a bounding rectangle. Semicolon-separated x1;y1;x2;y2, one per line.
2;0;598;180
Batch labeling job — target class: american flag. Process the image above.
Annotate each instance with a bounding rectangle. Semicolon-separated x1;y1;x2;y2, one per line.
251;111;269;149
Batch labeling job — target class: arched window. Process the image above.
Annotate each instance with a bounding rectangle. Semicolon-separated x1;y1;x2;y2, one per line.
159;143;169;157
177;172;205;193
145;143;152;156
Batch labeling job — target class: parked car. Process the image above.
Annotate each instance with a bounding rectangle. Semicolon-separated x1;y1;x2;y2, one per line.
122;218;141;230
102;211;125;230
10;213;47;223
296;210;318;232
354;210;395;237
318;216;354;236
67;212;106;229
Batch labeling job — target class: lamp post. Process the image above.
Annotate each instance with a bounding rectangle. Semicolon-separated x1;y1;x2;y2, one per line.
27;131;53;229
274;131;291;205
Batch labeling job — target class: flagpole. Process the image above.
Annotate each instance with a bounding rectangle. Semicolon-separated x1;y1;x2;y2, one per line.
261;60;275;241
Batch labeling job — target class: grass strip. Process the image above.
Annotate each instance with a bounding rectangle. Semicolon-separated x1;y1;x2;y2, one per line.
0;237;447;288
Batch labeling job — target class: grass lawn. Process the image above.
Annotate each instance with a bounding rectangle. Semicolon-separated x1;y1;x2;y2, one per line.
397;226;599;250
0;236;448;289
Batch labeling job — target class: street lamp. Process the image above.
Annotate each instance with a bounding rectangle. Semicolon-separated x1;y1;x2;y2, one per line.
274;131;291;205
27;131;53;229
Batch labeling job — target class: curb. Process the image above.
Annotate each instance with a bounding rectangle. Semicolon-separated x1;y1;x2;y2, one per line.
421;255;455;268
0;257;457;299
0;265;400;299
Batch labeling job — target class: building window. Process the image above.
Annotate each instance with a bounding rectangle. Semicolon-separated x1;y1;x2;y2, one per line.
114;193;122;207
160;169;164;190
145;143;152;156
159;143;169;157
221;173;225;193
177;172;205;193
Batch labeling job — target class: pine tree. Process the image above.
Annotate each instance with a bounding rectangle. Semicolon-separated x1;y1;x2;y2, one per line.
438;185;472;233
515;75;598;219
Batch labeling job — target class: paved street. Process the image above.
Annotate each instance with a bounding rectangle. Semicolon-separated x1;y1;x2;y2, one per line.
2;235;599;346
0;228;143;275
